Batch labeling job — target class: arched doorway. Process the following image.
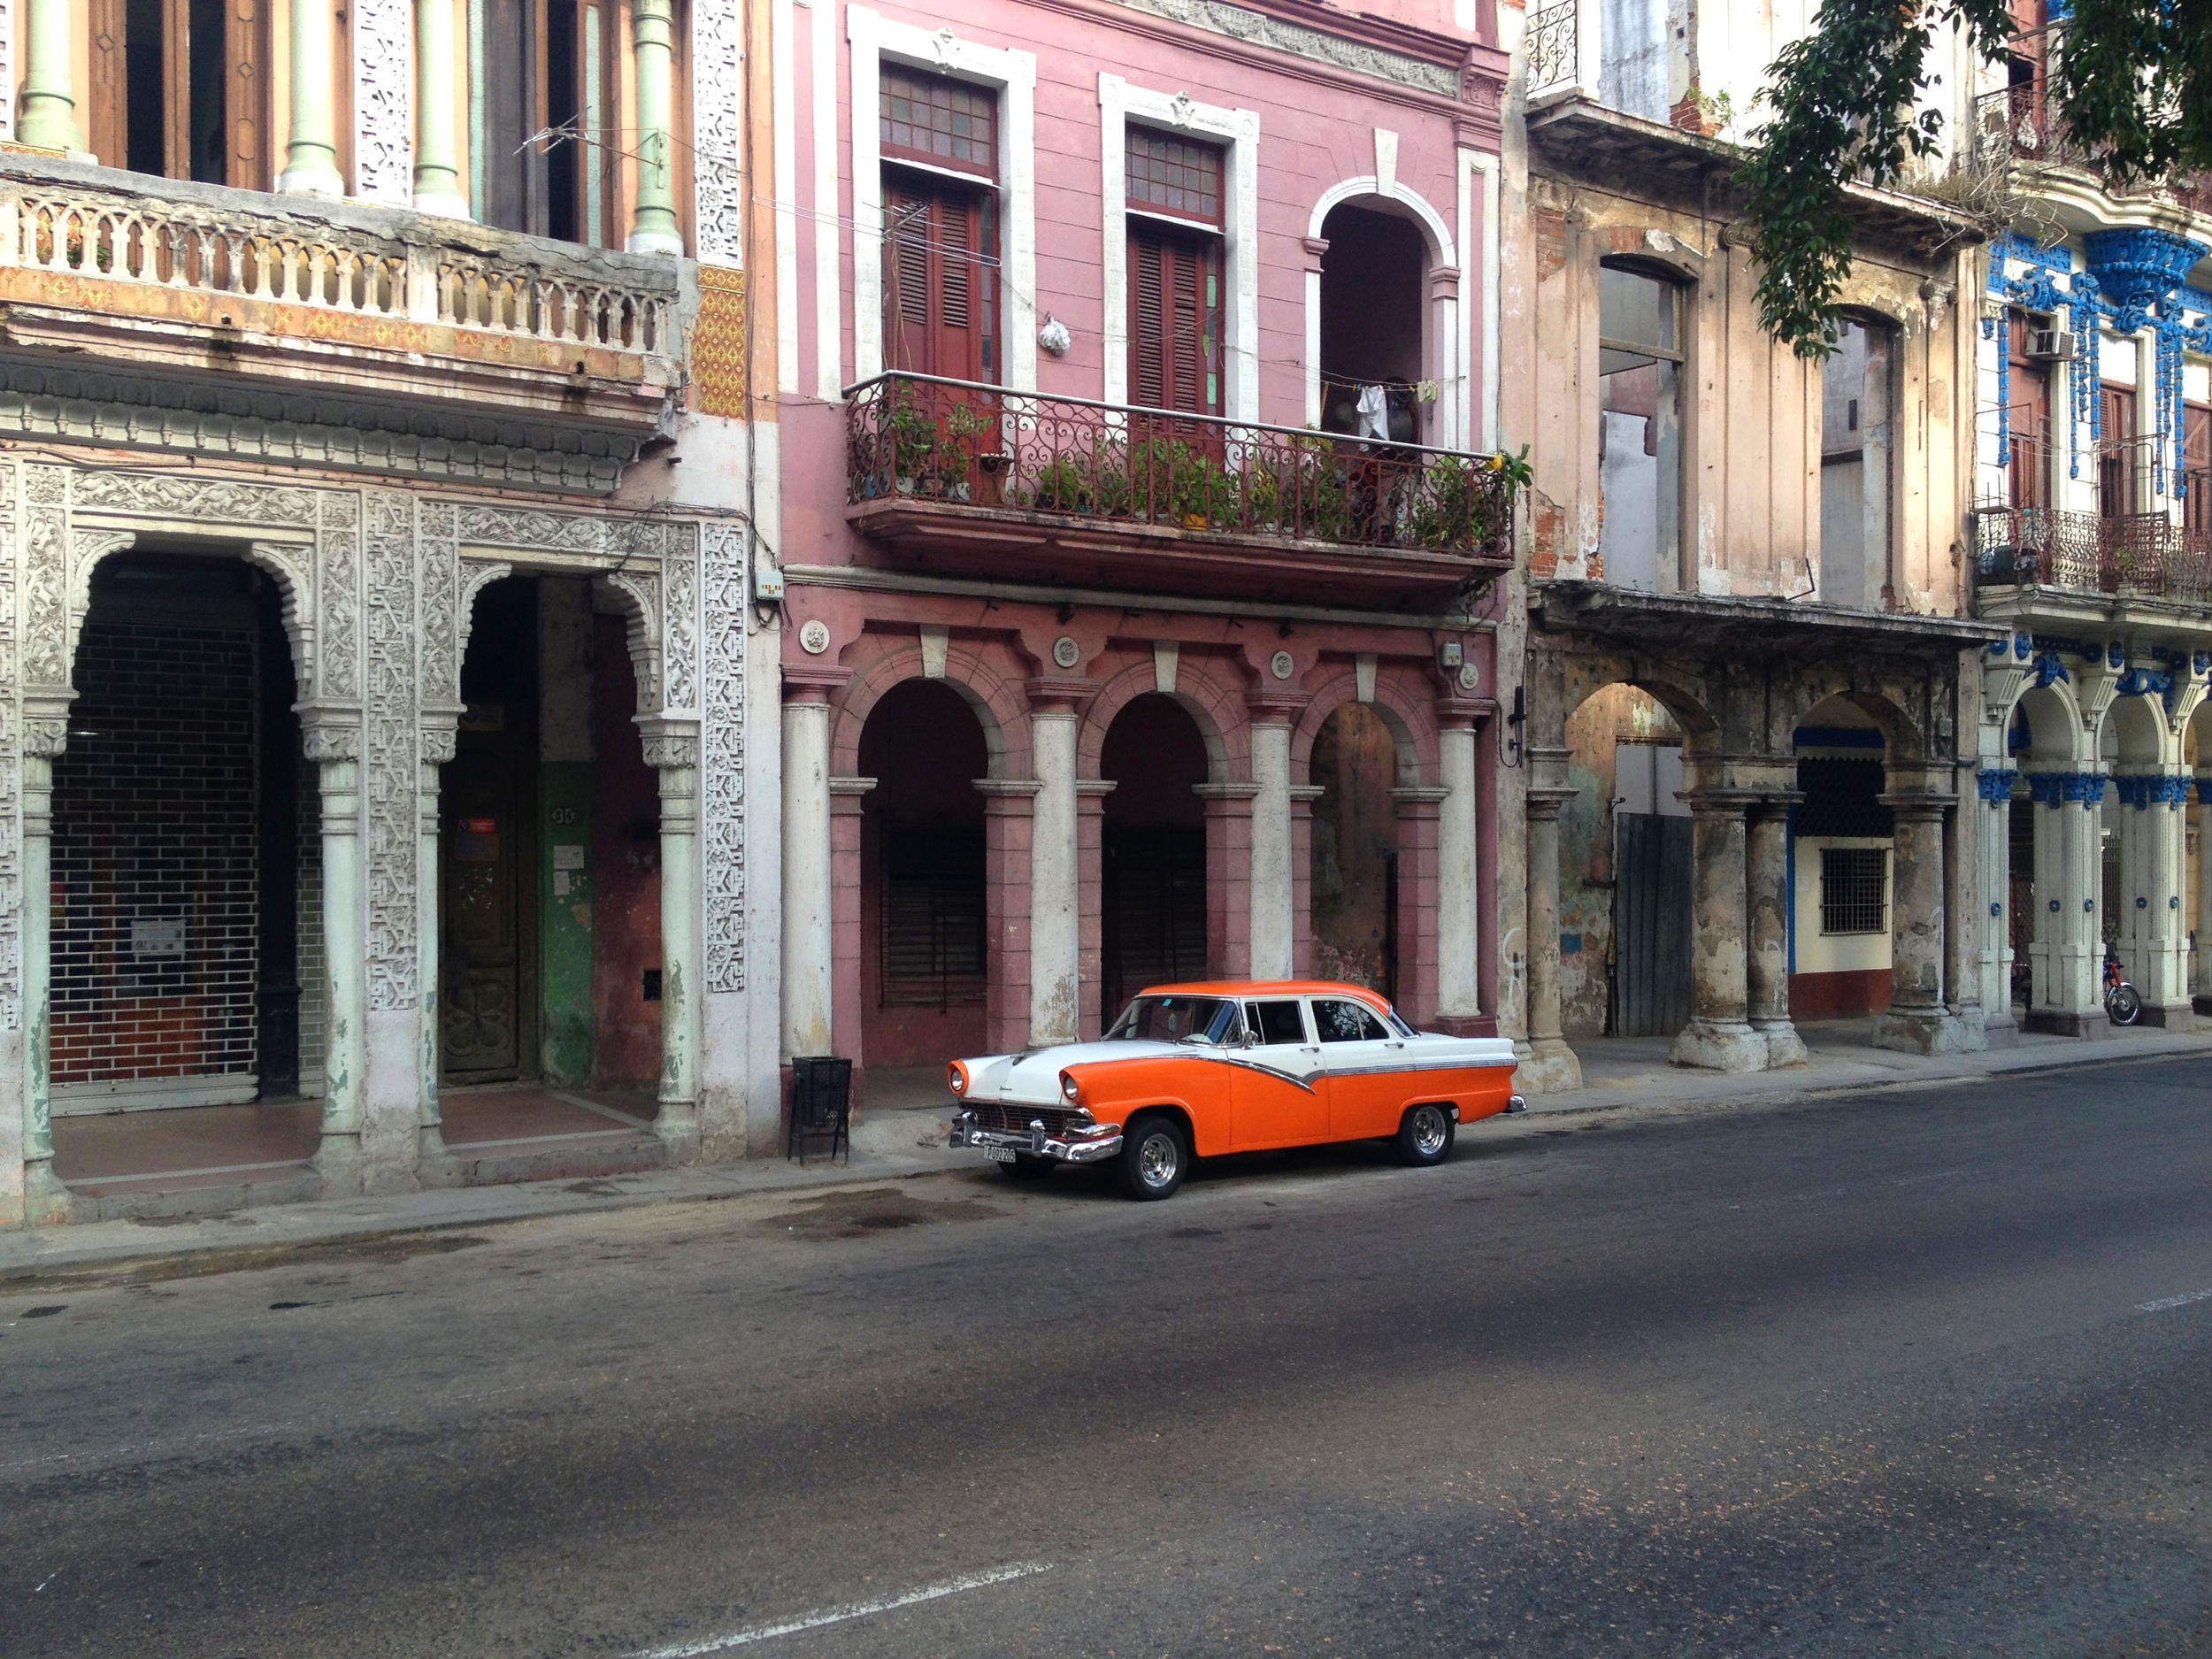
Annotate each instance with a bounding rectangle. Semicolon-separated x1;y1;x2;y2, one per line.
1101;694;1210;1020
1317;200;1430;444
858;680;991;1066
1309;702;1401;998
49;550;310;1127
1559;682;1686;1037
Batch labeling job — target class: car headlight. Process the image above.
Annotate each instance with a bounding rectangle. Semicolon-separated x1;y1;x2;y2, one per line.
1060;1071;1081;1104
947;1062;968;1095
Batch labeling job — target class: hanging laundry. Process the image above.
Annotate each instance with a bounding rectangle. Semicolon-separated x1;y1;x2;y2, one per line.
1355;384;1390;439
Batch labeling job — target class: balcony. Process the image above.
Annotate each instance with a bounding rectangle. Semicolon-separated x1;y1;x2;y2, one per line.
0;154;685;493
1973;506;2212;609
843;373;1517;605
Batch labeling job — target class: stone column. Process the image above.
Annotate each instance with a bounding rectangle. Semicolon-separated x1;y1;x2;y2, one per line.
17;709;72;1225
2197;775;2212;1017
2113;772;2194;1025
643;723;702;1154
1433;710;1482;1032
1671;790;1767;1071
826;779;873;1071
1872;781;1980;1053
780;674;841;1059
1289;783;1325;978
2025;768;2107;1037
304;720;370;1190
627;0;684;255
977;780;1039;1054
412;0;469;216
1745;801;1806;1066
416;716;457;1165
1194;782;1259;980
1976;764;2020;1042
16;0;83;153
1075;780;1115;1039
1246;697;1302;980
1520;747;1582;1091
280;0;346;196
1027;687;1083;1046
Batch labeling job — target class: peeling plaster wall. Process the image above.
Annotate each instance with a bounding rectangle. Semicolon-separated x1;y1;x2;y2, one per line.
1559;683;1680;1035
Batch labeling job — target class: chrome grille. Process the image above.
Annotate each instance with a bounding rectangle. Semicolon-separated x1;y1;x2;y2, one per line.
970;1102;1076;1137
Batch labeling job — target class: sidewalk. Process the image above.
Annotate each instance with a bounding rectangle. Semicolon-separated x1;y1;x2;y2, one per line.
5;1021;2206;1281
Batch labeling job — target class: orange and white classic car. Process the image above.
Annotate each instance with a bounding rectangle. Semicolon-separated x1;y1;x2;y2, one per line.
946;980;1524;1200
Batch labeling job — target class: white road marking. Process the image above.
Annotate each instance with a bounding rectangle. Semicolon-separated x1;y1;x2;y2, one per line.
2137;1287;2212;1312
630;1562;1053;1656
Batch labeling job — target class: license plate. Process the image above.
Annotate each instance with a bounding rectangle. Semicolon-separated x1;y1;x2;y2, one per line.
979;1144;1016;1164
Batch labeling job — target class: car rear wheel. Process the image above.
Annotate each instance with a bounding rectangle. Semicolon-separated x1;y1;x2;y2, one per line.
1117;1114;1189;1201
1394;1102;1455;1167
1001;1153;1056;1180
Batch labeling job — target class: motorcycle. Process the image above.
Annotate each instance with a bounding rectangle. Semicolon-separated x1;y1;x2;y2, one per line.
2103;952;2142;1027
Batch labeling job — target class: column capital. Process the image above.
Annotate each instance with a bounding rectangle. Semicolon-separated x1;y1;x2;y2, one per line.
1977;765;2018;804
2027;770;2107;807
21;687;74;757
1244;686;1312;722
1075;779;1118;799
1524;786;1578;821
1678;787;1762;818
2111;772;2194;809
1878;790;1956;821
1433;695;1495;730
1026;675;1101;713
783;664;852;703
1746;793;1803;822
1289;783;1328;804
637;717;702;771
298;703;364;762
973;777;1042;803
1194;781;1263;805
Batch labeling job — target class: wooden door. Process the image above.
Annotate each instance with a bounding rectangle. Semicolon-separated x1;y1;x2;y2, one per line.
2100;386;2138;518
442;710;526;1080
1612;812;1694;1038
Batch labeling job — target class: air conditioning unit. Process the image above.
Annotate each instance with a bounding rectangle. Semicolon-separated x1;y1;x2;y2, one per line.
2024;328;2074;361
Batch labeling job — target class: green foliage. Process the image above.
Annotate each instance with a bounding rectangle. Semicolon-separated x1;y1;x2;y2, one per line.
1738;0;2211;356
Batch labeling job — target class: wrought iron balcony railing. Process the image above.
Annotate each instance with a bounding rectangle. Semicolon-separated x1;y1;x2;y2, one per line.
1974;504;2212;607
1972;83;2091;173
1525;0;1580;98
845;373;1516;565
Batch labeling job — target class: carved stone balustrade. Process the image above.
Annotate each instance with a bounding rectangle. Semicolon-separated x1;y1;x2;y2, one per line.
0;154;687;495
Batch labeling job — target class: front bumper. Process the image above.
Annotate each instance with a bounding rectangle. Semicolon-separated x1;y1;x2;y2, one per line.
949;1110;1124;1164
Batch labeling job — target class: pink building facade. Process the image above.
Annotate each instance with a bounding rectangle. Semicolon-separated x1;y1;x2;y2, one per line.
770;0;1516;1090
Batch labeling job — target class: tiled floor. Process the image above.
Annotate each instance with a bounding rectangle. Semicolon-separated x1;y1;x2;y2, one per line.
50;1083;660;1195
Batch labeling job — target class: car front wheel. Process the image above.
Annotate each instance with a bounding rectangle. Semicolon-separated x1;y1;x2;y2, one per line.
1394;1102;1455;1167
1117;1114;1189;1201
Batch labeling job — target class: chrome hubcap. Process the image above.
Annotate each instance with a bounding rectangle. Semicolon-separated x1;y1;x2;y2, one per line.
1410;1106;1448;1156
1138;1132;1179;1187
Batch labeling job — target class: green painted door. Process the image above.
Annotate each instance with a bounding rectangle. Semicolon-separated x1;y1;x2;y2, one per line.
443;706;525;1080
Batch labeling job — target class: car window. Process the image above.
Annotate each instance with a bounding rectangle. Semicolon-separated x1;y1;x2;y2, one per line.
1311;997;1388;1043
1108;995;1239;1044
1242;999;1308;1045
1384;1006;1415;1037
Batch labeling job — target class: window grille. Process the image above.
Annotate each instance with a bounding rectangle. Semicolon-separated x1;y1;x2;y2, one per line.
1796;757;1892;837
1127;129;1222;223
1820;847;1887;935
879;826;987;1008
880;65;996;177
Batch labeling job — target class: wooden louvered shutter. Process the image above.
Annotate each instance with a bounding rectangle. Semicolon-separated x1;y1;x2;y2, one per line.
1126;225;1220;416
883;176;995;382
2185;403;2211;537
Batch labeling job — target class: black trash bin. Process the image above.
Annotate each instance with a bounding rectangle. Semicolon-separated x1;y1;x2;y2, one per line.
787;1056;853;1164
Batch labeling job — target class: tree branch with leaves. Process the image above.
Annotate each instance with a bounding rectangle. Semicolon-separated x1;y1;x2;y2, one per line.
1737;0;2212;357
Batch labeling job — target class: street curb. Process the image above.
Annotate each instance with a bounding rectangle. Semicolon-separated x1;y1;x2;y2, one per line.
4;1037;2204;1281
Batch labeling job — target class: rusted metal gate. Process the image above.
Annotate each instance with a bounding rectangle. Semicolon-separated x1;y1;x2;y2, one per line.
1612;812;1693;1038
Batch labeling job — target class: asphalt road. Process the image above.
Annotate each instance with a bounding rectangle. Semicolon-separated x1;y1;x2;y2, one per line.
4;1058;2211;1659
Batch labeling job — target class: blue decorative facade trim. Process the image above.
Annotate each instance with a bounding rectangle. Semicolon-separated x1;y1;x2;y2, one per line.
2028;771;2107;806
2113;774;2193;810
2032;652;2070;688
1978;768;2017;804
2116;664;2177;711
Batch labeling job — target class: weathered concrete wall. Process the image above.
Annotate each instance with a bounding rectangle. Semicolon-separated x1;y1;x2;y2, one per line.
1559;683;1680;1036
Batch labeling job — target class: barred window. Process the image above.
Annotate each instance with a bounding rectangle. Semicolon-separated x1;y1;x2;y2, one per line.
880;65;996;177
1820;847;1888;935
1127;128;1223;223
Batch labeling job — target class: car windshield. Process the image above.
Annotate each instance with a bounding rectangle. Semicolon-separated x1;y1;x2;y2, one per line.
1107;995;1240;1045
